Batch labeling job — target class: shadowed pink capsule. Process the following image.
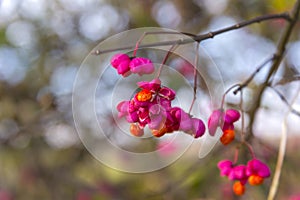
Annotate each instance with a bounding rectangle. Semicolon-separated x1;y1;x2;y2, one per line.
158;87;176;101
117;62;131;77
177;109;193;132
117;101;130;118
246;159;270;185
149;105;167;130
110;53;131;76
116;101;138;123
111;53;131;68
246;159;270;178
137;78;161;92
208;110;223;136
129;57;155;75
224;109;240;124
229;165;248;184
169;107;189;130
208;109;240;136
218;160;233;176
191;118;206;138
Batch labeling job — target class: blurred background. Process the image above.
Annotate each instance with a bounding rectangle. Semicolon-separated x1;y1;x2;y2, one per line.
1;0;300;199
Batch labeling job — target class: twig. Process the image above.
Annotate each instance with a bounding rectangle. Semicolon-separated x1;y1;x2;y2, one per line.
233;55;276;95
220;84;240;110
93;13;290;55
247;0;300;139
239;89;246;141
273;75;300;85
270;86;300;117
156;43;179;78
268;117;287;200
274;64;300;85
132;31;196;57
188;43;200;114
194;13;291;41
267;83;300;200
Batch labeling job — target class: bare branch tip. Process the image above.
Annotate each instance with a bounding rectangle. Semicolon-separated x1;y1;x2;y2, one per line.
233;89;239;95
92;50;101;55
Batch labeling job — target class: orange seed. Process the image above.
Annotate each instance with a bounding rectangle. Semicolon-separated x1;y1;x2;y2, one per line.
130;124;144;137
248;174;264;185
136;89;152;101
220;129;235;145
233;181;245;196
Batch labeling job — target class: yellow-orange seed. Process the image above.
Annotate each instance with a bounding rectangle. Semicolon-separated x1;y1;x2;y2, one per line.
248;174;264;185
220;129;235;145
136;89;152;101
130;123;144;137
151;126;173;137
233;181;245;196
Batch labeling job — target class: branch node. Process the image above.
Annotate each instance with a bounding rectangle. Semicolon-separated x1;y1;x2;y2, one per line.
93;50;101;55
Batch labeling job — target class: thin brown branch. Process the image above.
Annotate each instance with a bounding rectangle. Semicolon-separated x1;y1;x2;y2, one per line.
270;87;300;117
267;84;300;200
194;13;291;41
268;117;287;200
93;13;290;55
274;64;300;85
233;55;276;95
156;43;179;78
188;43;200;114
248;0;300;139
220;84;240;110
275;75;300;85
132;31;197;56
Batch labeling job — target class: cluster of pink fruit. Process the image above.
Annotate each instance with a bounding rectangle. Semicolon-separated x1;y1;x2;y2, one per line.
218;158;271;195
111;53;207;138
110;53;154;77
111;53;240;141
110;53;270;196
